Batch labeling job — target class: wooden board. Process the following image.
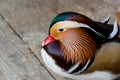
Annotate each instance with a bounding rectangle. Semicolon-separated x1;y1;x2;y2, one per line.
0;16;54;80
0;0;68;80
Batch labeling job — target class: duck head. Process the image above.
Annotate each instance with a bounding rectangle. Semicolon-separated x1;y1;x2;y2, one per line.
41;12;119;77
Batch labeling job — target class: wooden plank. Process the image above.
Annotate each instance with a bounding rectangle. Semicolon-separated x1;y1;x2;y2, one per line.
0;16;54;80
0;0;67;80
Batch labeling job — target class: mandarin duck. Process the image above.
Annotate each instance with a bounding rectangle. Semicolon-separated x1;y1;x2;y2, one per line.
41;12;120;80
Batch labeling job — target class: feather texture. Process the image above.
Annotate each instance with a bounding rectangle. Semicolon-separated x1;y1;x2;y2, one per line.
59;28;97;66
41;12;120;79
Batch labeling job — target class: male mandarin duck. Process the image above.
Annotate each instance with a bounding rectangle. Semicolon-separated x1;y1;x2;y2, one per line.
41;12;120;80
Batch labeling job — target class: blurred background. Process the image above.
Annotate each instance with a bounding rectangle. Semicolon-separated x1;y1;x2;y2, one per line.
0;0;120;80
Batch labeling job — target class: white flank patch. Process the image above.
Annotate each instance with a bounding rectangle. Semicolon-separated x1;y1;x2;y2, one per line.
41;48;119;80
108;19;119;39
57;21;105;38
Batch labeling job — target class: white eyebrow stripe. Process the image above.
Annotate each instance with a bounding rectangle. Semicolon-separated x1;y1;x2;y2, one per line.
57;21;82;28
57;21;105;38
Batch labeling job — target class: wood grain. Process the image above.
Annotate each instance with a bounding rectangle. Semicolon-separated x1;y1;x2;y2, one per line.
0;16;54;80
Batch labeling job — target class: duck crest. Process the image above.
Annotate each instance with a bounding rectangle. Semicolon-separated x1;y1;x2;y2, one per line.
50;12;119;41
50;12;95;28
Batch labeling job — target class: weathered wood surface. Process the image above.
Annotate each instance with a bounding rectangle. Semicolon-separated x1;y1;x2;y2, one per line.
0;16;55;80
0;0;120;80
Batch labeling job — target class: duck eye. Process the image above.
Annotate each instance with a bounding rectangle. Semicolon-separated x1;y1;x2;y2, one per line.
58;28;65;32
